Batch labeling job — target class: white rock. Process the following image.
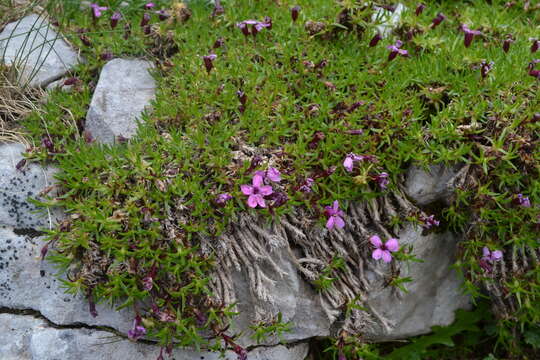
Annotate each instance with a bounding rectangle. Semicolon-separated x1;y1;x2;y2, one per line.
85;58;156;144
405;164;464;206
0;313;309;360
372;3;407;38
364;225;471;340
0;227;134;333
0;14;80;87
0;143;63;229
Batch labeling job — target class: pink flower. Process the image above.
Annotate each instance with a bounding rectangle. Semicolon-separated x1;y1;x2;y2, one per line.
324;200;345;230
387;40;408;61
203;53;217;73
370;235;399;263
90;3;108;18
266;167;281;182
142;276;153;291
482;247;503;262
216;193;233;205
110;12;122;28
241;174;273;208
516;193;531;207
460;24;482;48
127;318;146;341
144;2;155;9
343;153;367;172
374;172;390;189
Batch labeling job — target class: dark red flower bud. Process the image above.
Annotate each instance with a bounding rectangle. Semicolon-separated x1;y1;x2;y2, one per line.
239;23;250;37
308;131;325;149
79;34;91;46
140;12;150;27
41;136;54;152
100;51;113;61
430;13;446;29
203;54;217;73
503;38;513;53
291;6;301;22
480;60;493;78
213;38;225;49
415;3;426;16
16;158;26;171
532;113;540;122
64;77;78;86
110;12;121;29
237;90;247;105
369;32;382;47
531;39;539;53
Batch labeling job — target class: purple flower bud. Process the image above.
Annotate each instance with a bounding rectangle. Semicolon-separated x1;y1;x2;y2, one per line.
79;34;91;46
216;193;233;205
269;191;288;208
374;172;389;189
238;22;250;37
237;90;247;105
480;60;493;78
347;101;364;113
531;39;539;53
291;6;301;22
110;12;121;29
203;54;217;73
369;33;382;47
156;10;170;21
503;37;513;53
387;40;408;61
516;193;531;207
299;178;314;193
430;13;446;29
346;129;364;135
461;25;482;48
41;136;54;152
213;37;225;49
415;3;426;16
140;12;150;27
532;113;540;122
100;51;113;61
142;276;153;290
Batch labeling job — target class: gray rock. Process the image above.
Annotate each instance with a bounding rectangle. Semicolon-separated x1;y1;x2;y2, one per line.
405;164;464;206
0;226;134;333
364;225;471;340
0;142;63;229
372;3;407;38
231;247;332;346
0;313;309;360
46;78;73;93
0;14;80;87
85;58;156;144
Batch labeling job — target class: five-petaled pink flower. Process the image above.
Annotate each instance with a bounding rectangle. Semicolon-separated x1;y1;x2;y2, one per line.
482;247;503;262
343;153;364;172
90;3;108;18
387;40;408;61
324;200;345;230
370;235;399;263
241;174;273;208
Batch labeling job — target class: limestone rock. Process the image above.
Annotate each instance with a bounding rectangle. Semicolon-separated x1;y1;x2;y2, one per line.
372;3;407;38
0;142;63;229
0;313;309;360
363;225;471;340
85;58;156;144
0;226;134;333
405;164;464;206
0;14;80;87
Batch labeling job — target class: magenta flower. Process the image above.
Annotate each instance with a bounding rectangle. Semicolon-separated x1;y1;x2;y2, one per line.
266;167;282;182
482;247;503;262
216;193;233;205
324;200;345;230
503;37;514;53
374;172;390;189
156;10;170;21
140;12;151;27
241;174;273;208
343;153;365;172
203;54;217;73
531;38;539;53
291;6;301;22
370;235;399;263
142;276;153;291
460;25;482;48
387;40;408;61
430;13;446;29
90;3;108;18
369;32;382;47
480;60;493;78
127;318;146;341
415;3;426;16
299;178;314;193
516;193;531;207
110;12;121;28
421;214;440;229
236;19;271;37
144;2;155;9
